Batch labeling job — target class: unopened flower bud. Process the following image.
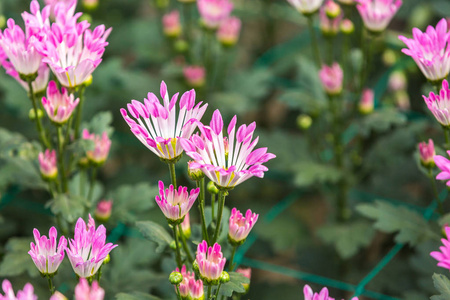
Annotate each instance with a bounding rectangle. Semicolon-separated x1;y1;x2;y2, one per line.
0;15;5;29
394;90;410;111
192;260;199;274
217;17;241;47
29;108;44;120
78;157;90;168
340;19;354;34
382;49;397;66
83;0;99;10
82;129;111;166
79;13;92;24
325;0;341;19
319;63;343;96
175;39;189;53
38;149;58;181
207;181;219;194
388;71;407;92
188;161;205;181
103;254;110;264
220;271;230;283
181;212;191;238
169;271;183;285
163;11;182;38
297;114;312;130
236;268;251;293
83;75;93;87
359;89;374;115
418;139;435;168
183;66;206;88
95;200;113;222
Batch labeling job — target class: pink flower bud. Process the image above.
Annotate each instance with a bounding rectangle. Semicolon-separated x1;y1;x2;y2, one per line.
83;0;99;10
183;66;206;88
75;278;104;300
320;3;342;36
340;19;354;34
82;129;111;165
163;11;181;38
217;17;241;47
388;71;407;91
188;161;205;181
324;0;341;18
189;278;204;300
38;149;58;180
359;88;374;115
181;212;191;238
197;0;233;29
95;200;113;221
228;208;258;244
304;284;359;300
319;63;343;95
42;81;80;125
50;291;68;300
196;241;226;283
418;139;435;167
175;265;195;297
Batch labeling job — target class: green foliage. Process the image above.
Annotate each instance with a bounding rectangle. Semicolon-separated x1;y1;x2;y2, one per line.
82;111;114;136
115;293;161;300
293;161;342;187
316;221;376;259
357;200;439;245
0;237;39;278
358;108;407;137
431;273;450;300
218;271;250;297
136;220;172;253
46;194;88;224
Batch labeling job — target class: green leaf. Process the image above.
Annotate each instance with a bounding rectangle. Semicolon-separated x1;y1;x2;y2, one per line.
116;293;161;300
357;200;438;246
293;161;342;187
136;221;172;252
317;221;375;259
46;194;87;223
82;111;114;136
219;272;250;297
358;108;407;137
295;56;326;104
278;89;325;115
431;273;450;300
0;237;39;278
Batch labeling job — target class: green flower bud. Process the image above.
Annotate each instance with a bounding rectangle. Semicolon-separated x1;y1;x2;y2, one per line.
175;40;189;53
29;108;44;121
296;114;312;130
103;254;110;264
0;15;6;29
220;271;230;283
169;271;183;285
207;181;219;194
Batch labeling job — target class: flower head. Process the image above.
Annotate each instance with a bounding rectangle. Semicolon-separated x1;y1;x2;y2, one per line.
228;208;259;244
356;0;402;33
196;241;226;283
66;215;118;278
28;226;67;275
38;149;58;180
163;11;181;38
418;139;435;168
74;278;104;300
422;80;450;126
2;61;50;94
434;151;450;187
95;200;113;221
155;181;199;224
431;225;450;271
399;18;450;82
120;81;208;162
287;0;324;15
319;63;343;95
183;66;206;88
82;129;111;165
217;17;241;47
42;81;80;124
197;0;233;29
189;278;204;300
359;88;374;114
181;110;276;189
0;280;37;300
304;285;359;300
175;265;195;297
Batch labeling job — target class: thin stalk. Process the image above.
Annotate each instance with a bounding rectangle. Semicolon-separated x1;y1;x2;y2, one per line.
359;29;373;94
212;190;227;244
211;193;216;222
207;285;212;300
74;86;86;140
178;224;194;263
87;167;97;202
46;275;55;294
228;245;238;271
326;37;334;65
197;179;210;245
172;225;182;269
444;127;450;147
57;126;68;192
306;15;321;68
80;169;86;197
214;283;222;299
428;168;445;215
27;81;50;148
175;285;183;300
96;265;103;283
168;162;177;188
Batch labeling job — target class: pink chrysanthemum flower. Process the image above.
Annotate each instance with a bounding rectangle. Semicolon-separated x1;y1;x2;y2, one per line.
0;280;37;300
359;88;374;114
74;278;104;300
155;181;199;224
217;17;242;47
196;240;226;283
28;226;67;275
66;215;118;278
228;208;259;244
418;139;435;167
2;61;50;94
44;0;75;19
356;0;402;33
431;225;450;270
175;265;195;298
435;151;450;187
183;66;206;88
42;80;80;124
162;11;181;38
319;63;343;95
120;81;208;162
37;3;111;88
82;129;111;165
304;285;359;300
38;149;58;180
188;278;204;300
197;0;233;29
22;0;51;39
181;110;276;189
422;80;450;126
399;19;450;82
287;0;324;15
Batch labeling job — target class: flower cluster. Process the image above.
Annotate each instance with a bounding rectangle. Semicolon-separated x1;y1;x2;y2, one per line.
174;265;204;300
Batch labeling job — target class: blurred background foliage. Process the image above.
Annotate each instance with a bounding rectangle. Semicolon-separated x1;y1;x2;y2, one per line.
1;0;450;299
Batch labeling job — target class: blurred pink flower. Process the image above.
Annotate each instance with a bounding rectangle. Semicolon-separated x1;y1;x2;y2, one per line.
196;240;226;282
356;0;402;33
163;11;181;38
197;0;233;29
74;278;104;300
42;80;80;124
121;81;208;161
319;2;343;36
435;151;450;186
95;200;113;221
399;18;450;82
228;208;258;244
359;88;374;114
50;291;68;300
181;212;191;238
38;149;58;180
236;267;251;291
304;285;359;300
155;181;199;223
181;110;276;189
66;215;118;278
82;129;111;165
183;65;206;88
287;0;324;15
28;226;67;275
0;280;37;300
319;63;343;95
431;226;450;270
217;17;241;47
418;139;435;167
422;80;450;126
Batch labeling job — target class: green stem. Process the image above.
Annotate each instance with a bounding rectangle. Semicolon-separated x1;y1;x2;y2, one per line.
46;275;55;294
207;285;212;300
197;179;210;245
87;167;97;202
359;29;373;94
57;126;68;192
306;15;321;68
326;37;334;65
212;189;227;244
228;245;238;271
27;80;50;148
211;193;216;222
214;283;222;299
80;169;86;197
444;127;450;147
74;86;86;140
172;225;182;269
175;285;183;300
168;162;177;188
96;265;103;283
178;224;194;263
429;168;445;215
